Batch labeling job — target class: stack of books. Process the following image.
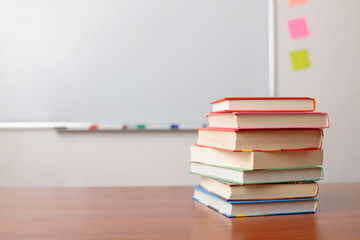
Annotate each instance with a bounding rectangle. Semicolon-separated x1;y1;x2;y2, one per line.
190;97;329;217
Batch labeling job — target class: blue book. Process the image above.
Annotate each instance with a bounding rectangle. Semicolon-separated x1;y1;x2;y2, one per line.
192;186;318;217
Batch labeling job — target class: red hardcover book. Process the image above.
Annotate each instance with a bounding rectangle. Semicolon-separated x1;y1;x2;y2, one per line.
206;111;329;129
211;97;316;112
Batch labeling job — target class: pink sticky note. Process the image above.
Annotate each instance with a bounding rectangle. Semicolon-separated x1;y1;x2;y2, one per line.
288;0;307;6
288;18;309;39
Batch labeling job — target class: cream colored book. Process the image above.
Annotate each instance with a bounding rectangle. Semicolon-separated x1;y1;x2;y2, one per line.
190;146;323;170
207;112;329;129
190;162;323;185
197;128;323;151
199;176;319;200
211;97;315;112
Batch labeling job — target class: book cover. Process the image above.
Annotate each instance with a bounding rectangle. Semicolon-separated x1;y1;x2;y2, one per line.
192;186;318;217
211;97;316;112
199;176;319;200
190;162;324;184
196;128;324;152
190;146;323;170
206;111;329;129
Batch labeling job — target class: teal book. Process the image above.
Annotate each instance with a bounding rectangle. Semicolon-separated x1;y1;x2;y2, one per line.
192;186;318;217
190;162;323;185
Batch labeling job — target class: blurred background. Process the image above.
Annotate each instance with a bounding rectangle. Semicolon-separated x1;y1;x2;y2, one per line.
0;0;358;186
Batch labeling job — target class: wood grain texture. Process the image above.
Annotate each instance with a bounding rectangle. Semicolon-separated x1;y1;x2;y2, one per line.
0;183;359;240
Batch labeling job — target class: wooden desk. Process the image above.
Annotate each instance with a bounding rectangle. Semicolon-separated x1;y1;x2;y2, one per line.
0;183;359;240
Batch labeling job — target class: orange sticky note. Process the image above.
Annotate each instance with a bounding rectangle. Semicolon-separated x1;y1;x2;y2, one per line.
288;0;307;6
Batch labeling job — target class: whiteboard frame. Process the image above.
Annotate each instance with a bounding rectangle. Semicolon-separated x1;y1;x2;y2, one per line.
268;0;276;97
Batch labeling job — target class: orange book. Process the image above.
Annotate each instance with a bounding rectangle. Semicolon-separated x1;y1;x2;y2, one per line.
206;111;329;129
196;128;323;151
211;97;315;112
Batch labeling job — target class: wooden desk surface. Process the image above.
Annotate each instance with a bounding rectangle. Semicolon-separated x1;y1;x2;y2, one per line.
0;183;359;240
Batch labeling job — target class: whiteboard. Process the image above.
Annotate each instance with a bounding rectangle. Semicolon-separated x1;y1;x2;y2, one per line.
0;0;270;124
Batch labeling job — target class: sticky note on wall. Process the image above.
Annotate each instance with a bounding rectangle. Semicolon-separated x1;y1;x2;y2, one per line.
288;0;307;6
288;18;309;39
290;49;311;70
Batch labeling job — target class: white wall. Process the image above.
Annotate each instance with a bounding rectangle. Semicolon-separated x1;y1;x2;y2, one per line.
0;130;199;186
275;0;360;182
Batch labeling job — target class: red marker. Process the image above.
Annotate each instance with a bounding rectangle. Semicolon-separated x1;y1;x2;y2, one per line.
89;125;98;130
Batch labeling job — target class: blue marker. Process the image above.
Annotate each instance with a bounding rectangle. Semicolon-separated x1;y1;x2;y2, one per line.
171;124;179;129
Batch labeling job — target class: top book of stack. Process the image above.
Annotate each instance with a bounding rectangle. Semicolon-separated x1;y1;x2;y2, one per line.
211;97;315;112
